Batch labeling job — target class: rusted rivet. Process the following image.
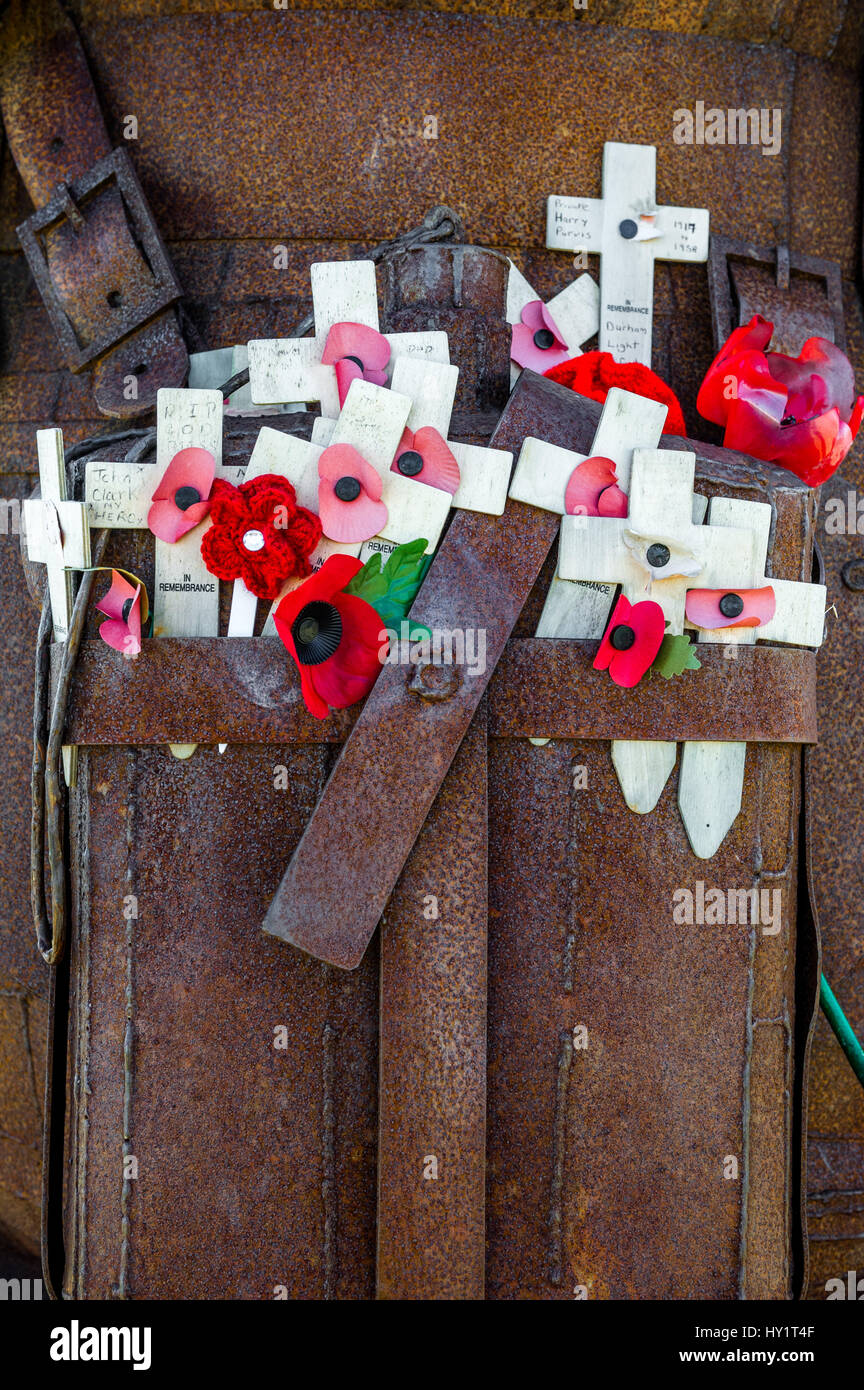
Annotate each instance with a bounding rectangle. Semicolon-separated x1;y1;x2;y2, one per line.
406;660;463;702
841;558;864;592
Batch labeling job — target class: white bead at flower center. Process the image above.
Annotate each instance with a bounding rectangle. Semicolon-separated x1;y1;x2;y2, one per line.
242;528;266;552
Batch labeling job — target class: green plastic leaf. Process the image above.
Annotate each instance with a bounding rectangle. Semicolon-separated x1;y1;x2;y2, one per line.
650;633;702;680
343;538;431;628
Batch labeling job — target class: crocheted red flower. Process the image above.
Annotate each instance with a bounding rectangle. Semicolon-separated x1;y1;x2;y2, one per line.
274;555;385;719
697;315;864;487
545;350;687;438
321;322;391;408
594;592;665;688
201;474;322;602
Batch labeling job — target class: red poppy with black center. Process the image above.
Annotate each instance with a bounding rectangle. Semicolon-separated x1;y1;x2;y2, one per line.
201;474;322;602
593;592;665;688
318;444;388;542
697;314;864;487
95;570;144;658
320;322;391;408
274;554;385;719
390;426;460;494
685;586;776;631
147;446;216;542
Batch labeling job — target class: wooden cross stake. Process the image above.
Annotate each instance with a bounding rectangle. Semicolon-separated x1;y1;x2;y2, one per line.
678;497;827;857
23;428;91;786
546;142;710;365
247;260;450;417
84;388;230;759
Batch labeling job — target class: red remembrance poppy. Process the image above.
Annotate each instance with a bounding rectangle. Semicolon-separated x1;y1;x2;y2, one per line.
544;351;687;438
391;426;460;494
321;321;391;408
511;300;571;374
147;446;216;542
274;555;385;719
685;586;776;631
564;454;627;517
594;592;666;688
95;570;143;658
697;315;864;487
318;444;388;542
201;474;322;602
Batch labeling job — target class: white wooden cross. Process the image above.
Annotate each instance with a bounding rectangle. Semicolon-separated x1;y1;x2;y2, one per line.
246;260;450;417
23;428;92;786
189;344;303;417
84;388;234;760
506;260;599;387
677;497;827;857
546;142;710;365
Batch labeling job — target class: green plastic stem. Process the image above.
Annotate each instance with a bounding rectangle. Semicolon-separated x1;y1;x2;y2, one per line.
820;974;864;1091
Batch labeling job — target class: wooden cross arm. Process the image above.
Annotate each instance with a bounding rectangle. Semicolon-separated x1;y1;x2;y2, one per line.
260;374;602;967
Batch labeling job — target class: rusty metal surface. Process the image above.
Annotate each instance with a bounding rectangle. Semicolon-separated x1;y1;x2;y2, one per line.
708;234;847;358
804;470;864;1298
377;710;487;1299
0;0;188;415
53;637;819;748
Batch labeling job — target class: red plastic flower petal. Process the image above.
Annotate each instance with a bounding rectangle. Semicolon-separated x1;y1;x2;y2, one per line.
200;473;322;602
697;316;864;486
685;586;776;631
593;592;665;688
95;570;142;658
318;444;388;542
545;351;687;438
147;446;216;542
511;299;571;373
321;322;391;407
564;455;628;517
274;555;385;719
390;426;461;494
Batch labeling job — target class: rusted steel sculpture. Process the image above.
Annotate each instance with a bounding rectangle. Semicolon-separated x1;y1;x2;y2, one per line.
0;0;862;1305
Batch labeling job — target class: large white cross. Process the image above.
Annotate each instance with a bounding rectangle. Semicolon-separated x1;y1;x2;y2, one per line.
546;142;709;365
85;388;235;759
23;428;92;786
246;260;450;417
506;260;599;387
677;497;827;857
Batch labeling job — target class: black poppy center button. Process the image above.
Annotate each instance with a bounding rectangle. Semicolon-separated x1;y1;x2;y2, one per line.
610;624;636;651
121;597;134;623
334;476;362;501
174;485;201;511
396;450;423;477
533;328;555;350
646;542;670;568
719;592;745;618
343;354;364;370
619;218;638;239
292;601;343;665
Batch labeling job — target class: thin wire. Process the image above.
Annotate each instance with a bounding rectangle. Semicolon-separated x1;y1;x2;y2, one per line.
820;974;864;1090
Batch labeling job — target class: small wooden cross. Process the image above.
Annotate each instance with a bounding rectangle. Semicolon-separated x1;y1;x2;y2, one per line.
678;497;827;857
546;142;710;365
23;428;92;786
506;260;599;386
247;260;450;417
85;388;236;759
189;344;302;417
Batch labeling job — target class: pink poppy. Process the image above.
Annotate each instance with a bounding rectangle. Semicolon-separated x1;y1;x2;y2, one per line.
511;300;570;374
697;315;864;487
147;446;216;542
95;570;144;658
564;455;628;517
321;322;391;408
594;592;665;688
390;427;460;494
685;586;776;631
318;444;388;543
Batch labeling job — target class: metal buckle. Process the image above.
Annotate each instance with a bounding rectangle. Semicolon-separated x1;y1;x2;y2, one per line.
16;147;181;372
708;234;846;358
